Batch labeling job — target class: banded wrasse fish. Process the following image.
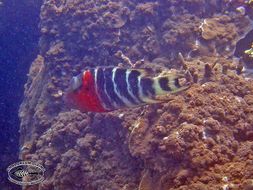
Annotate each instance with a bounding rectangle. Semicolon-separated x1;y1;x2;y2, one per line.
64;67;190;112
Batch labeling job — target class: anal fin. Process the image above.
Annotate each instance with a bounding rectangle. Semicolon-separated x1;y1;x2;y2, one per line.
154;94;174;102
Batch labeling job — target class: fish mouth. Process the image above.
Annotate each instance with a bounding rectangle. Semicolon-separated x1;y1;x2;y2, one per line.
63;90;86;112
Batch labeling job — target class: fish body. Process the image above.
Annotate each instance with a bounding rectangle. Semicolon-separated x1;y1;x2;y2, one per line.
64;67;189;112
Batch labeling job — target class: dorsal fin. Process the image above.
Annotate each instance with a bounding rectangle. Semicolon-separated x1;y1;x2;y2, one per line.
131;68;153;76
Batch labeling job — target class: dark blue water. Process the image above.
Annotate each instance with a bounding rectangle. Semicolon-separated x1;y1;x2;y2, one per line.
0;0;41;188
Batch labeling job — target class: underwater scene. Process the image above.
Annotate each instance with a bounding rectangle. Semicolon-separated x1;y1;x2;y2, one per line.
1;0;253;189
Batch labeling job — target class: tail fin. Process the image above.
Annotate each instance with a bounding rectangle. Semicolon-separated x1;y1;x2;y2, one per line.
153;73;189;96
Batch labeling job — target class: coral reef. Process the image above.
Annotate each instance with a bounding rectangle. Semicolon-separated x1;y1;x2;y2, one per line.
19;0;253;189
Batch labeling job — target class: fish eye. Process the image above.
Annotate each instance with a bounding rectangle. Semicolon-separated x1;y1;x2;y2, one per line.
70;75;82;91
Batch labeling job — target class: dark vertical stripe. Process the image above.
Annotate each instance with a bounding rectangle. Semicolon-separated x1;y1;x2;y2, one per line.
174;78;181;88
140;78;155;97
89;68;95;77
104;68;125;107
128;70;143;102
95;68;114;110
114;68;137;104
159;77;171;91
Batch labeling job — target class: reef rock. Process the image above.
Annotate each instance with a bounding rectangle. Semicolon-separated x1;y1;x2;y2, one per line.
19;0;253;189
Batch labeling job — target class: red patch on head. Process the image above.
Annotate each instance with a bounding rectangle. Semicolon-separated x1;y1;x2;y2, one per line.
65;71;107;112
